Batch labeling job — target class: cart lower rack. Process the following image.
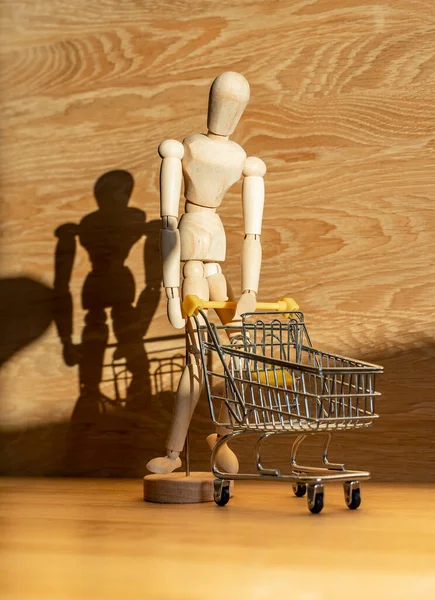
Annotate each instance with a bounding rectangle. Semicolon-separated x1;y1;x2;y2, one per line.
193;308;383;514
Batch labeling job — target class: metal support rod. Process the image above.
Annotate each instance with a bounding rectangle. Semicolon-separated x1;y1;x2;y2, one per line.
184;328;191;478
185;430;191;477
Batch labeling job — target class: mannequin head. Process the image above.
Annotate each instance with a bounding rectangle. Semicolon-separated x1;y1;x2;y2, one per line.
207;72;250;137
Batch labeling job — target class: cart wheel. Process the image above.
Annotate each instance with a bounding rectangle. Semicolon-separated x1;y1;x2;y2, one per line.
214;479;230;507
344;481;361;510
307;484;324;514
292;483;307;497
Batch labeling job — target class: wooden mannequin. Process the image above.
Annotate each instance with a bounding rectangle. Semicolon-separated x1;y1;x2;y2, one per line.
146;72;266;477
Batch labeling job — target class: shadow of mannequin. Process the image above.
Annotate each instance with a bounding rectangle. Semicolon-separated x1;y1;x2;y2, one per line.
53;170;164;474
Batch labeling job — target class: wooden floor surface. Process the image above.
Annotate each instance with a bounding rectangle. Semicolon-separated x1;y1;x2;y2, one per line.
1;478;434;600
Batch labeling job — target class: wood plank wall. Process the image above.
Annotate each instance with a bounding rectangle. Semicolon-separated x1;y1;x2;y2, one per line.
1;0;434;480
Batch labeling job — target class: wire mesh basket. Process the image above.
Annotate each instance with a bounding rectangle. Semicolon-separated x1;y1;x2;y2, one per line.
196;311;381;433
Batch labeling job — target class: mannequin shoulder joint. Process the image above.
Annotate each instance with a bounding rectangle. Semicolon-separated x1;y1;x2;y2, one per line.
243;156;266;177
158;139;184;160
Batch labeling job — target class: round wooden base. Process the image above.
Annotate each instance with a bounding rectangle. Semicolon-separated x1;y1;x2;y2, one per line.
143;472;234;504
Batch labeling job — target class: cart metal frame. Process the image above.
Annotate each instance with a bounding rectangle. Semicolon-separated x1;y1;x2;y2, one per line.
193;309;383;513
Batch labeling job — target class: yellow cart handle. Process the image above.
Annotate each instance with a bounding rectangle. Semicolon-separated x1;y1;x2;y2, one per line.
182;294;299;317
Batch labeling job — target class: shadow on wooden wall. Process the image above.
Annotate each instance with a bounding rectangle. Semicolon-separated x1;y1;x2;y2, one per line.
53;170;161;416
0;277;53;367
0;170;185;477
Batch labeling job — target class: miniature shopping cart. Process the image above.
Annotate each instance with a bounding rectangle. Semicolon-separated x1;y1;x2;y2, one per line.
184;295;383;514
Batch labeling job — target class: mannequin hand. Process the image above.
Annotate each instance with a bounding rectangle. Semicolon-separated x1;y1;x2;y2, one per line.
62;340;81;366
166;288;186;329
236;290;257;318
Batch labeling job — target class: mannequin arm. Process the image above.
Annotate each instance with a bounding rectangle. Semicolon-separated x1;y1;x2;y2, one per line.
158;139;185;329
238;157;266;314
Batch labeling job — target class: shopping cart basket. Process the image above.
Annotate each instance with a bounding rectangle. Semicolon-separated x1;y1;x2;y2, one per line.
186;296;383;514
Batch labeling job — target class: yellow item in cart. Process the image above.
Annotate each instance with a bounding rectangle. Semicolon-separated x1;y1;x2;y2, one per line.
251;368;293;388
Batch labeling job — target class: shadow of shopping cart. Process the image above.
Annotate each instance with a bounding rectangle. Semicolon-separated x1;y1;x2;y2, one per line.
98;334;185;412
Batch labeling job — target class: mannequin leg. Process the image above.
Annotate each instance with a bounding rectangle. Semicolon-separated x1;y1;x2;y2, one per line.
146;261;209;474
204;263;240;474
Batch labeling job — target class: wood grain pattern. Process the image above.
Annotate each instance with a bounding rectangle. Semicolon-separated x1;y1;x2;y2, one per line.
0;0;434;480
1;478;435;600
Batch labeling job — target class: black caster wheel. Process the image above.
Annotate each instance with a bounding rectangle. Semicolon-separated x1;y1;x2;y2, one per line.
214;479;230;507
307;484;324;514
292;483;307;497
344;481;361;510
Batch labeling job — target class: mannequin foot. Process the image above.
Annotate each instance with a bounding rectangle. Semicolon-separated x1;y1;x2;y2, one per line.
207;433;239;474
146;455;182;474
